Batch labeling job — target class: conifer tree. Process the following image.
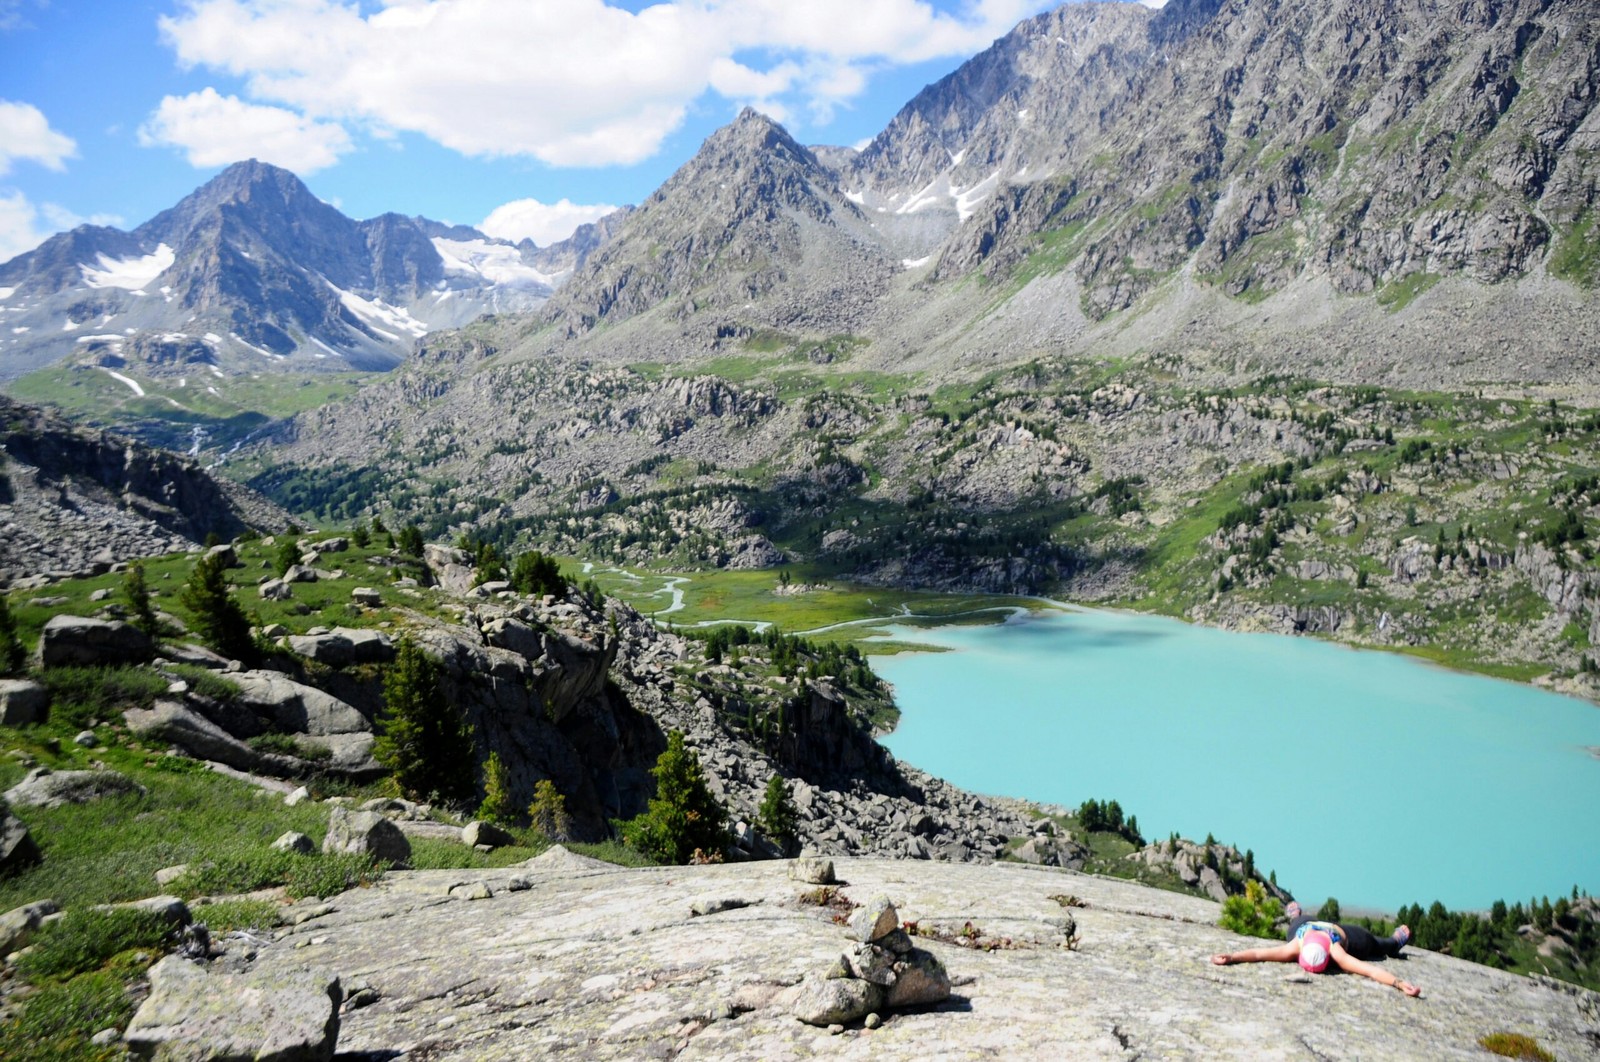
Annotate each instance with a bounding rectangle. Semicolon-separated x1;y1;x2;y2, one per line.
477;751;516;824
178;551;254;663
122;560;159;637
757;774;798;855
0;594;24;676
374;637;475;803
274;537;301;577
529;779;573;841
622;730;726;864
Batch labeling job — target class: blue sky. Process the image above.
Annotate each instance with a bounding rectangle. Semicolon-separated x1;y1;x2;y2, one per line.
0;0;1164;259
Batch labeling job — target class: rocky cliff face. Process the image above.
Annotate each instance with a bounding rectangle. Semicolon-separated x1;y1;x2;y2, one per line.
0;395;288;582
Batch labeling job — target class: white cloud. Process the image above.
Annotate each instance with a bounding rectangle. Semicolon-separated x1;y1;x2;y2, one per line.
138;87;352;174
0;100;77;175
480;197;620;247
0;190;120;263
158;0;1056;168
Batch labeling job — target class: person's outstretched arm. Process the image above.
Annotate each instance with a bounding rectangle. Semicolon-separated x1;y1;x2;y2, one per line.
1328;942;1421;996
1211;941;1300;965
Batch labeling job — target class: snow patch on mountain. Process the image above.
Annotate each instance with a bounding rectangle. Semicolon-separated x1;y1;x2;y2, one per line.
432;237;564;290
330;282;428;339
80;244;175;291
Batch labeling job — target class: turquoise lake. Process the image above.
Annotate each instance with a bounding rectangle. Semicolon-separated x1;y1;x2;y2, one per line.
869;607;1600;912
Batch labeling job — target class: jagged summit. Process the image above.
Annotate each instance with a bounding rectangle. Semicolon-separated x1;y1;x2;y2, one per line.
540;107;896;339
0;160;624;382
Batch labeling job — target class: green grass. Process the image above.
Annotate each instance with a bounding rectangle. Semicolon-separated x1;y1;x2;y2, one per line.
16;907;174;983
0;741;335;912
578;560;1054;645
0;969;143;1061
4;365;381;456
1376;271;1442;311
1549;211;1600;288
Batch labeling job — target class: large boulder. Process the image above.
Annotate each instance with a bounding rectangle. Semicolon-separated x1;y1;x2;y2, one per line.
233;671;371;736
125;955;342;1061
0;680;48;727
3;767;145;809
286;628;395;667
423;544;476;593
885;947;952;1008
0;805;41;876
323;807;410;866
123;699;276;773
0;899;57;958
790;976;883;1027
462;820;515;849
480;617;543;660
36;615;153;667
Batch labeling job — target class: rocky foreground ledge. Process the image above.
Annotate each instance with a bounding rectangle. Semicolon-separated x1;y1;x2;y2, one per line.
163;852;1596;1060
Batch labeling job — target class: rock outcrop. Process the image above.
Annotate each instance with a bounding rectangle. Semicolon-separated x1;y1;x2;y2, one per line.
225;853;1599;1060
0;394;287;583
124;955;342;1062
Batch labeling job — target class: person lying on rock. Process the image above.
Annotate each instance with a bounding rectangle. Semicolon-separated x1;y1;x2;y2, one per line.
1210;900;1420;997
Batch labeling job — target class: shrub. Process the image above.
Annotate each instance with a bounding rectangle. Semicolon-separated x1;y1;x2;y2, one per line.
1478;1033;1554;1061
396;523;424;557
373;638;474;803
188;899;278;934
284;852;383;899
273;537;301;577
122;561;160;638
177;552;255;663
510;550;567;598
0;594;26;676
163;664;241;703
16;907;172;983
41;666;169;730
621;731;727;865
1219;881;1283;939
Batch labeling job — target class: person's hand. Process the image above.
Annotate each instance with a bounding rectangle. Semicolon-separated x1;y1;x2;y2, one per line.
1395;978;1420;997
1211;954;1231;965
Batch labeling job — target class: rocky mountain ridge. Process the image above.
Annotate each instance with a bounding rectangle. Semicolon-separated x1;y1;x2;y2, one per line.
0;160;624;381
0;393;288;583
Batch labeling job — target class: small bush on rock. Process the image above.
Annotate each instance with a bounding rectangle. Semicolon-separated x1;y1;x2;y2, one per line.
1219;880;1283;939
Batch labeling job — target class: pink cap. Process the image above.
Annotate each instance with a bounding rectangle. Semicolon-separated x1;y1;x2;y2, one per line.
1299;930;1333;973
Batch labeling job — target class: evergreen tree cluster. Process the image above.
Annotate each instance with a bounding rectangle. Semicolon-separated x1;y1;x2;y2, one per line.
699;624;880;692
1076;798;1143;845
510;549;567;598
